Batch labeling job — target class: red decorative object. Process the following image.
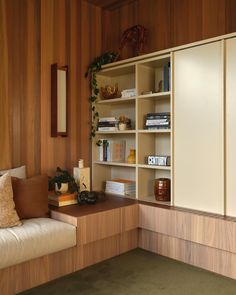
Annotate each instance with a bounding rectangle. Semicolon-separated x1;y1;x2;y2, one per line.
117;25;148;58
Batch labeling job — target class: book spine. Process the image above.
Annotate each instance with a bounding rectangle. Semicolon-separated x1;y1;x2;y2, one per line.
103;140;108;161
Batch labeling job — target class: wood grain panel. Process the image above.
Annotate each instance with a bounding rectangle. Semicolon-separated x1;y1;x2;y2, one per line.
41;0;81;175
121;204;139;231
1;0;101;176
139;204;236;254
170;0;202;47
226;0;236;33
138;0;171;52
0;0;11;169
0;247;77;295
82;235;120;268
120;229;138;253
102;0;236;57
77;208;121;245
202;0;226;39
139;229;236;280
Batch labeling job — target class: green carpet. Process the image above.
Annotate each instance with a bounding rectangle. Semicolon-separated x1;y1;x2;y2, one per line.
20;249;236;295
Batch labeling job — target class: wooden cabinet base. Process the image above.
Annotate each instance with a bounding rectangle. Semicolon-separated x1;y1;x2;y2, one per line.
139;229;236;280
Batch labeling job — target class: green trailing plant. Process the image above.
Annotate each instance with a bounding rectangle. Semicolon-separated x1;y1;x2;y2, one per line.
85;52;118;138
48;167;78;194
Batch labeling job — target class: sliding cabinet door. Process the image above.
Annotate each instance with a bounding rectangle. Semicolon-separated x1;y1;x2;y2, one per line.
174;41;224;214
226;37;236;217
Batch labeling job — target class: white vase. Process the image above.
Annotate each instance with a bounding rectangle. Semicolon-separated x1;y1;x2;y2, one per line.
55;182;68;194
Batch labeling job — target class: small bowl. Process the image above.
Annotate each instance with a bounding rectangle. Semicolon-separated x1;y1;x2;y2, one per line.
100;84;121;100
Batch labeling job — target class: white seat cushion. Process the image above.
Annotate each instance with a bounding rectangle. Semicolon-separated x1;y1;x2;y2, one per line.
0;218;76;269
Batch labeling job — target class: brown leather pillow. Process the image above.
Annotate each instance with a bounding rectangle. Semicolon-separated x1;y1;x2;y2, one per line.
12;174;49;219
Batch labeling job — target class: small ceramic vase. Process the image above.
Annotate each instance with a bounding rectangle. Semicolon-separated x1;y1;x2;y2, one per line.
118;123;127;131
55;182;68;194
127;149;136;164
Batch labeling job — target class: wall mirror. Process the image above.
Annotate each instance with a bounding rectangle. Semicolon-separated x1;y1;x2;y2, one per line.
51;64;68;137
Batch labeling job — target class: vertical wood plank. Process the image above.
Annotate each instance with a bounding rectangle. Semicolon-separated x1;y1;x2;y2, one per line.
0;0;11;169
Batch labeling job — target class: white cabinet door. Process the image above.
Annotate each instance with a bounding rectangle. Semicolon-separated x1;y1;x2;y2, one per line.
226;37;236;217
173;41;224;214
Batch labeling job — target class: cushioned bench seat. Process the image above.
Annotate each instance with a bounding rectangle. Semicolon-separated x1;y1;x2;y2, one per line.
0;218;76;269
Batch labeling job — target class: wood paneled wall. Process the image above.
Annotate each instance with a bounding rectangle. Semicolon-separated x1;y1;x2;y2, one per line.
2;0;236;176
102;0;236;59
1;0;101;176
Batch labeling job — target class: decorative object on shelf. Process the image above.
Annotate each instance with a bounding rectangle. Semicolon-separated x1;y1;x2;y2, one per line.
118;116;131;130
48;167;78;195
85;52;118;138
154;178;170;202
55;182;68;194
117;25;148;58
51;64;68;137
77;191;97;205
127;149;136;164
121;88;137;98
145;112;171;130
73;165;90;192
147;156;171;166
78;159;84;168
100;83;121;100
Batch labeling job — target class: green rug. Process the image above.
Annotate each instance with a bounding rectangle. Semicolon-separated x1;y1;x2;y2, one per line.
20;249;236;295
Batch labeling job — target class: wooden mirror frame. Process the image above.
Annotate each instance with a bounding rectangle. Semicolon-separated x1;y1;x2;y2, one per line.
51;64;68;137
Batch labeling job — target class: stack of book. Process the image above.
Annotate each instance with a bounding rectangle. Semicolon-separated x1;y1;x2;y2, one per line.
145;112;171;130
98;139;126;162
105;179;136;196
121;88;137;98
48;192;78;207
98;117;119;131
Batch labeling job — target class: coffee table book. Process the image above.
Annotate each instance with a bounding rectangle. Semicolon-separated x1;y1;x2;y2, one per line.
48;191;78;207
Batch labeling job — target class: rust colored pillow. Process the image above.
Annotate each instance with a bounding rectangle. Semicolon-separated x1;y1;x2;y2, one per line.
12;174;49;219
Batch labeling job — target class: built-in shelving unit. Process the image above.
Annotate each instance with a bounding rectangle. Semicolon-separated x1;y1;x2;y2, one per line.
92;53;172;205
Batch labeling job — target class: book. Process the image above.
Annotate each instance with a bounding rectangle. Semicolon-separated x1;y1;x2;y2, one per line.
98;139;125;162
98;127;118;131
48;192;77;202
105;179;136;196
99;117;117;122
48;199;78;207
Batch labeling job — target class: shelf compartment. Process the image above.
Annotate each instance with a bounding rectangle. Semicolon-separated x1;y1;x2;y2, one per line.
92;164;136;194
92;133;136;164
137;167;171;201
138;132;171;166
137;55;171;96
96;101;136;130
137;94;170;130
138;164;171;170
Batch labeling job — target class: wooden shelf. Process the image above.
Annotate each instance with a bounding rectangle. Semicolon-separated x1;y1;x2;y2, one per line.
139;195;171;206
98;97;136;104
138;129;171;134
96;130;136;135
93;161;136;168
137;92;170;100
138;164;171;170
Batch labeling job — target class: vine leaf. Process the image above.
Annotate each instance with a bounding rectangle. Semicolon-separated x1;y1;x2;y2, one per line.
85;52;118;138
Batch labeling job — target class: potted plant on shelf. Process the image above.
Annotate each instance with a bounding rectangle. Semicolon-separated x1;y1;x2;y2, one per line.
48;167;78;195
